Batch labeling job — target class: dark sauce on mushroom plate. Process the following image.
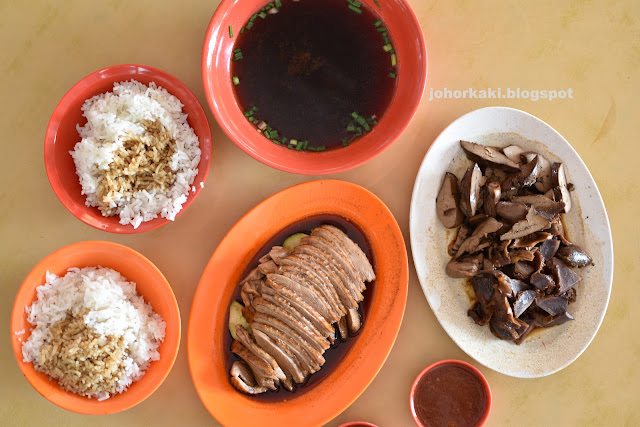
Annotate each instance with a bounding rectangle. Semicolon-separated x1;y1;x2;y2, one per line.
231;0;398;151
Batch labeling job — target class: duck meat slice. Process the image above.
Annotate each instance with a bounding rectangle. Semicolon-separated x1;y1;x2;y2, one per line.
556;244;592;267
460;140;521;172
261;279;334;337
436;172;464;228
501;145;526;165
316;224;376;282
501;156;540;192
253;298;330;352
265;274;337;323
230;361;269;395
253;329;306;384
235;326;286;382
231;340;279;390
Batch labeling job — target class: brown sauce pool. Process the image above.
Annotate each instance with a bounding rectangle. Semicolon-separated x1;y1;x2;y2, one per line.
412;363;488;427
224;214;377;401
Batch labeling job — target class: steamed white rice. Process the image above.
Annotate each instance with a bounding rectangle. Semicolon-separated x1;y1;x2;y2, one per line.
22;266;166;400
70;80;202;228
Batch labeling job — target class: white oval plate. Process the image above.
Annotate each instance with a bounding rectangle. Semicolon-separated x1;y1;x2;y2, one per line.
409;107;613;377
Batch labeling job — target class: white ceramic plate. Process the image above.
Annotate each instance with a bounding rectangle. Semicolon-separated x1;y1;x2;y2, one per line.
409;107;613;377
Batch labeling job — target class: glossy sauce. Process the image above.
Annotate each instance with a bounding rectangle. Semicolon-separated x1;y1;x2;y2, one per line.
225;215;377;401
231;0;397;150
413;364;488;427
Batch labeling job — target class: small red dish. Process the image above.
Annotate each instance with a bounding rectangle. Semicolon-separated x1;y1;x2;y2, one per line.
410;360;491;427
44;64;212;233
202;0;427;175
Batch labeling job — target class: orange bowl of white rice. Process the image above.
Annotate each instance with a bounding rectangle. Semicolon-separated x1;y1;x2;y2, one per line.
10;241;181;414
44;64;212;233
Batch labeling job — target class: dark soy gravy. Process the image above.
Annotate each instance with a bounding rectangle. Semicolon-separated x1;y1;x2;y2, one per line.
231;0;397;150
224;215;377;401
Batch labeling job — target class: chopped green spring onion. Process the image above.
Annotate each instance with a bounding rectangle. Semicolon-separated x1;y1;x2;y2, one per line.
232;76;240;85
342;138;349;147
234;48;242;53
307;146;317;151
316;146;326;151
290;139;298;146
348;4;362;13
275;0;282;7
351;112;359;119
240;26;245;34
382;43;393;52
389;72;396;78
295;142;303;151
281;136;288;144
246;21;254;29
374;0;381;9
391;53;397;66
250;14;258;21
259;12;267;19
347;124;355;132
229;25;233;37
374;19;382;27
273;140;281;145
376;27;387;32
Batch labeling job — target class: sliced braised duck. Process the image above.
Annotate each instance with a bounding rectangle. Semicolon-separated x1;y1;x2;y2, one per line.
435;140;591;344
228;225;375;395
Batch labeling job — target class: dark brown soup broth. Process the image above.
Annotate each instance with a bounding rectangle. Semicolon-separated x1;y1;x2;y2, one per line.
231;0;397;150
225;215;377;401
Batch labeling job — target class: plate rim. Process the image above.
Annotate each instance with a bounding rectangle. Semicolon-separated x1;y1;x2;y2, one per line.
409;106;614;378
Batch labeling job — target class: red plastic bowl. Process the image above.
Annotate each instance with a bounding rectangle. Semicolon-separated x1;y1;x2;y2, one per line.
410;360;492;427
202;0;427;175
44;64;213;233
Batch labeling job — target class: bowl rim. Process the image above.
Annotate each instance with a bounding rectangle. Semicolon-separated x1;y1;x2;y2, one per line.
409;359;492;427
187;179;408;426
201;0;427;175
44;63;212;234
10;240;181;414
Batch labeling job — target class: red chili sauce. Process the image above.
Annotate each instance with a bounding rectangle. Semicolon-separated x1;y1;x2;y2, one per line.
412;364;488;427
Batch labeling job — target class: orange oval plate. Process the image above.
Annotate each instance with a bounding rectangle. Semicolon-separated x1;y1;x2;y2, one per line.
188;180;408;426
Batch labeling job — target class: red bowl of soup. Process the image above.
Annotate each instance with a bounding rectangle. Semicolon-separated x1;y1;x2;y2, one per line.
410;360;491;427
202;0;427;175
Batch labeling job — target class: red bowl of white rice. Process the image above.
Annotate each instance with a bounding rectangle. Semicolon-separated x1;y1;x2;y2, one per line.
10;241;181;414
44;64;212;233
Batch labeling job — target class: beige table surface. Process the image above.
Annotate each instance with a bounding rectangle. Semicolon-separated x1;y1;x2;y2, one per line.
2;0;638;426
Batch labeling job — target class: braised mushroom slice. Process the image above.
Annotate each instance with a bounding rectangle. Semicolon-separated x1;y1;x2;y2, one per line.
512;232;553;248
346;308;361;334
556;244;592;267
436;172;464;228
540;312;574;327
459;163;483;217
551;162;572;213
448;223;472;256
500;207;550;241
460;140;521;172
